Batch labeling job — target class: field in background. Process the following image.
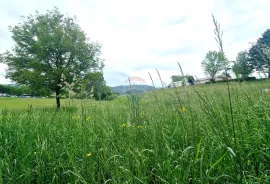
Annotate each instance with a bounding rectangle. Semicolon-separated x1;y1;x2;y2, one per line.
0;98;56;109
1;79;268;109
0;98;97;109
0;80;270;183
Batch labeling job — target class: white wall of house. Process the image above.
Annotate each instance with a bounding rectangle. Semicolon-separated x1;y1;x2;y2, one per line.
168;77;225;87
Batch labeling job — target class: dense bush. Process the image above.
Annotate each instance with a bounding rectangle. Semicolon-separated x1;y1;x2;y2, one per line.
94;85;114;100
205;77;259;84
0;84;32;96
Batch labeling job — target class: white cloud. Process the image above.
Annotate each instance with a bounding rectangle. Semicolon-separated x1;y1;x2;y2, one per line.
0;63;12;84
0;0;270;86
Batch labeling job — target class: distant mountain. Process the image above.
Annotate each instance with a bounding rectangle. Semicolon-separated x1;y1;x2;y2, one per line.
110;85;156;94
3;84;20;87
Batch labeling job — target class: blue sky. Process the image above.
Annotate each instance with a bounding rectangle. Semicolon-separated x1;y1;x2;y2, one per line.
1;0;270;86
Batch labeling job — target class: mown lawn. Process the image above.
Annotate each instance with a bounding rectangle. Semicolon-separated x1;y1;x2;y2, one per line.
0;80;270;183
0;98;56;109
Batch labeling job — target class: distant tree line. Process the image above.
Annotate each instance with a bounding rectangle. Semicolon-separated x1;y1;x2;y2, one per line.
201;29;270;81
0;85;32;96
171;29;270;84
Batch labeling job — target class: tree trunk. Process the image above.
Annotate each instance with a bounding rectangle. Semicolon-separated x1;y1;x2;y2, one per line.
56;88;60;108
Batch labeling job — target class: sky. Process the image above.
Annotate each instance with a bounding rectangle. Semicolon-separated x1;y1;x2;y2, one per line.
1;0;270;86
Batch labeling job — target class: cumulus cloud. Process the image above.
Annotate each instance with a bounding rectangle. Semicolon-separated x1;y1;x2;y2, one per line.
0;0;270;86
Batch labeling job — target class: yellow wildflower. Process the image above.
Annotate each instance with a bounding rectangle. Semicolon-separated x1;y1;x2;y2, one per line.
122;124;126;128
180;106;185;113
138;126;143;129
86;116;91;121
87;153;92;157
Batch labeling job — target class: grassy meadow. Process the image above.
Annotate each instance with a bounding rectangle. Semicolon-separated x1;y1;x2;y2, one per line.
0;80;270;183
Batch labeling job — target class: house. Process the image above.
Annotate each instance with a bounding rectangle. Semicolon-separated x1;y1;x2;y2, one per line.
168;76;225;88
0;93;7;97
168;79;188;88
19;94;32;98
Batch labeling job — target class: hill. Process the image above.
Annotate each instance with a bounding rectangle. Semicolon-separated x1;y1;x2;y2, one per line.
1;84;20;87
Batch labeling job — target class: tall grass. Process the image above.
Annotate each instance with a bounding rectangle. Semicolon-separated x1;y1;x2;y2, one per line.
0;81;270;183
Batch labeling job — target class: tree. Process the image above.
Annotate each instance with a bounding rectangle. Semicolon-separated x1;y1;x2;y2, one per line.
220;71;232;79
81;72;113;100
232;51;253;79
186;75;195;85
249;29;270;78
0;84;33;96
171;75;185;82
83;72;104;90
201;51;228;81
0;8;103;107
94;85;112;100
82;72;104;98
0;85;11;94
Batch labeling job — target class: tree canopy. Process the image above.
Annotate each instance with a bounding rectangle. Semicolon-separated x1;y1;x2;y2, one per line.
0;84;32;96
0;7;103;107
82;72;112;100
186;75;195;85
201;51;228;81
249;29;270;77
232;51;253;79
171;75;185;82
